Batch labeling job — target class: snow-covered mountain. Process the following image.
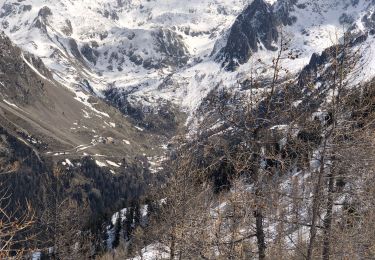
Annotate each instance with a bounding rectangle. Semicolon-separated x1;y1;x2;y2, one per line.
0;0;243;110
1;0;375;124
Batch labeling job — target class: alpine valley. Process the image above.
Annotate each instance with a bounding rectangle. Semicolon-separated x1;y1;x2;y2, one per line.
0;0;375;259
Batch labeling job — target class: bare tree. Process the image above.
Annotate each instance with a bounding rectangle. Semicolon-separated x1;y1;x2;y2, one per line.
0;189;35;258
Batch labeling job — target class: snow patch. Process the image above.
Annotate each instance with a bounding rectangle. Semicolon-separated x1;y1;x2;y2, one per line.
106;160;120;168
95;160;107;167
22;54;48;81
74;91;109;118
3;99;19;108
134;126;144;132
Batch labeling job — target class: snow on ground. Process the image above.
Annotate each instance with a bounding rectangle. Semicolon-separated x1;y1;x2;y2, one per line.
134;126;144;132
129;243;170;260
53;152;69;156
106;160;120;167
31;252;42;260
77;145;94;151
74;91;110;118
95;159;121;168
3;99;19;108
351;36;375;85
82;109;91;118
21;53;49;81
65;159;73;166
95;160;107;167
147;155;167;173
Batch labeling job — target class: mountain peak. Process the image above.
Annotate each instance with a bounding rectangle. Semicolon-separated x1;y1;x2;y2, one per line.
217;0;279;70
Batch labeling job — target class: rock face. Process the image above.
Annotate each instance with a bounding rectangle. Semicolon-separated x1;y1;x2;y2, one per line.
104;88;184;137
216;0;300;71
151;28;189;69
0;32;50;104
217;0;279;71
274;0;298;25
116;28;190;70
362;9;375;34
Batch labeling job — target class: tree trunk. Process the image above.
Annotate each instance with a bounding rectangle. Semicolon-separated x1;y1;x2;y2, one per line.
322;160;336;260
254;208;266;260
170;232;175;260
307;143;327;260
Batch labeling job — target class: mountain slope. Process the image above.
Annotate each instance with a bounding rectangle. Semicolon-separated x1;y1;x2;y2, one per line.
0;0;247;112
0;31;170;231
1;0;375;118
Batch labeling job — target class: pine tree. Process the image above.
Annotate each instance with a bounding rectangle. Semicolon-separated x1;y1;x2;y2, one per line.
134;202;142;226
112;212;122;249
124;208;133;241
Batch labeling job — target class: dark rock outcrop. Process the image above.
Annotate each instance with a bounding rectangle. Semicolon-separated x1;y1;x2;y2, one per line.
0;32;50;104
0;3;15;18
38;6;52;19
216;0;279;71
62;19;73;36
217;0;298;71
104;88;183;137
362;10;375;33
81;43;100;65
274;0;298;26
31;6;53;32
151;28;189;69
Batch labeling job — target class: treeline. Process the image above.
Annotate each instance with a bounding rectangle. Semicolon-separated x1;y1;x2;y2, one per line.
0;124;153;258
